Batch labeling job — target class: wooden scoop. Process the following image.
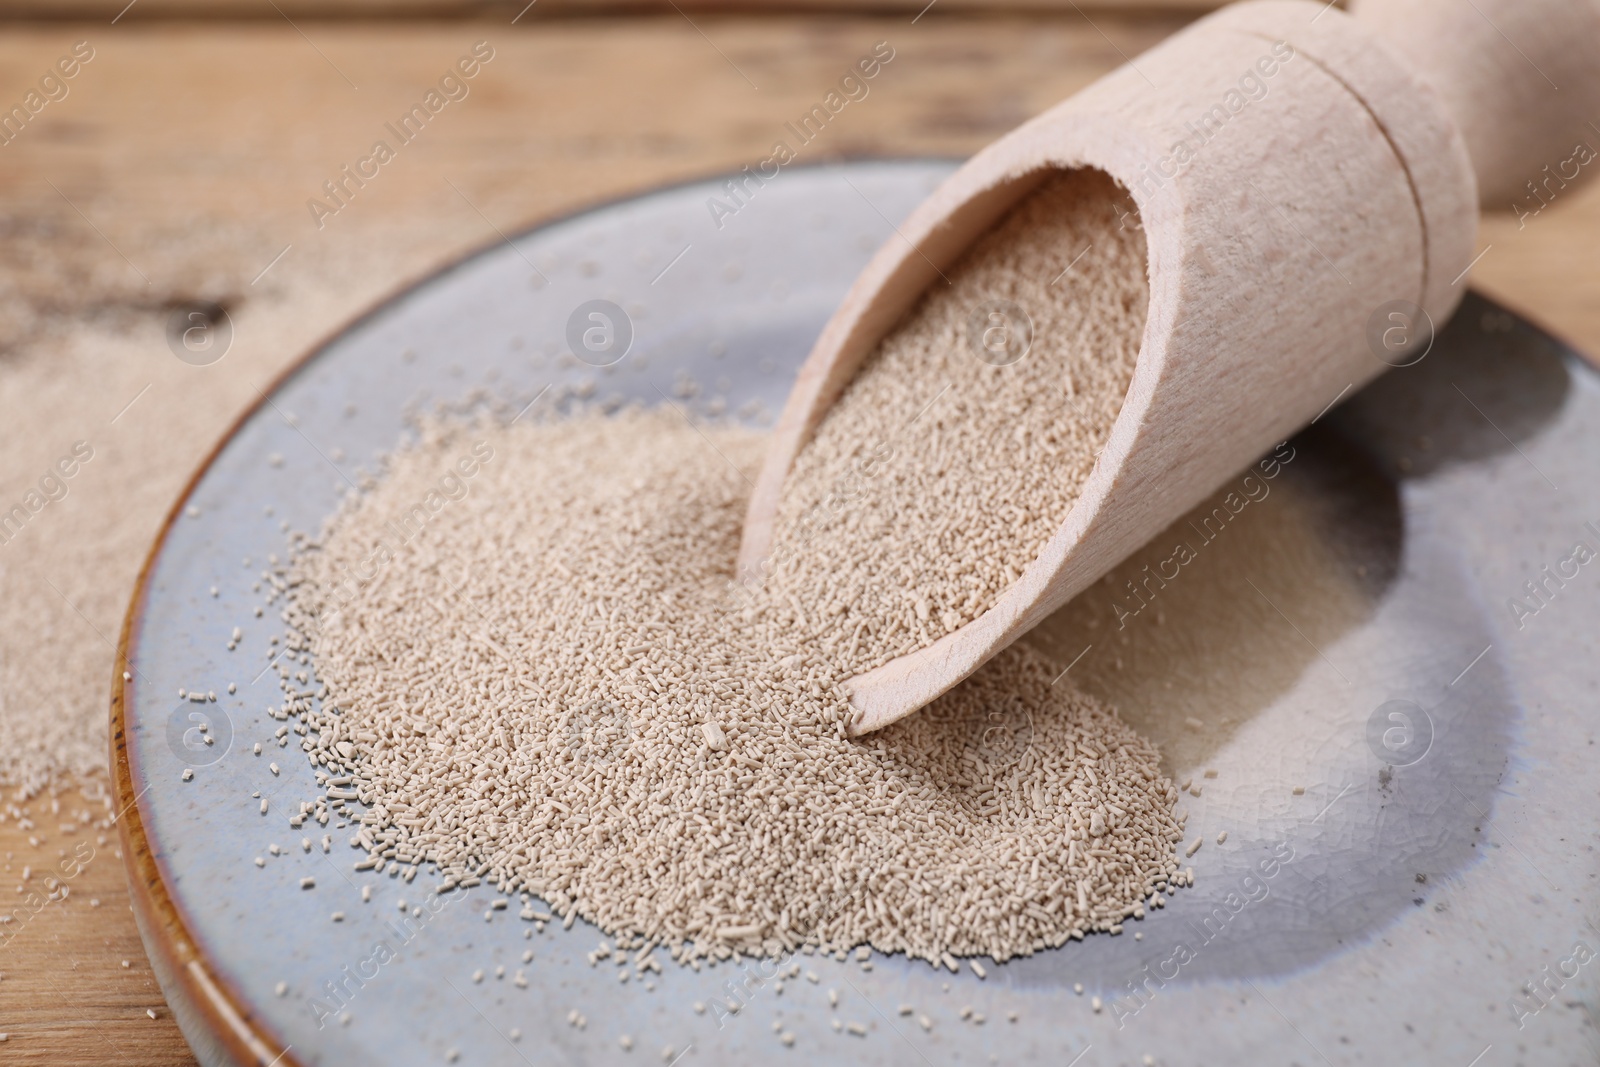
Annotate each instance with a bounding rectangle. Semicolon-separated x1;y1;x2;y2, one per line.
737;0;1600;735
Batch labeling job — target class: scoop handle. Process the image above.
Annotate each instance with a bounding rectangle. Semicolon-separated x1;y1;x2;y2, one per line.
1352;0;1600;209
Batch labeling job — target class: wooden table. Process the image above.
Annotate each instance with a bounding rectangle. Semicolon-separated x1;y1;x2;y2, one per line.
1;8;1595;1064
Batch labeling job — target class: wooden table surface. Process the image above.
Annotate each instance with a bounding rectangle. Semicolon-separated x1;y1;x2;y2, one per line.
1;8;1596;1064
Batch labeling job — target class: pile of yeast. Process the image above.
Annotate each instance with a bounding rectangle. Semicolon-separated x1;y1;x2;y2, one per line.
287;169;1183;966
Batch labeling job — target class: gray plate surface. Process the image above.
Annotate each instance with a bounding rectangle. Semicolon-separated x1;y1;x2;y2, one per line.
125;160;1600;1066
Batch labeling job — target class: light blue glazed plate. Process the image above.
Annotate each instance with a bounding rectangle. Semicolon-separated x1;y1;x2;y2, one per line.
115;161;1600;1067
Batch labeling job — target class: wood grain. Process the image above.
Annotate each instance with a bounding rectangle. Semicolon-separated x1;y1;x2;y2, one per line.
0;0;1227;20
0;9;1595;1065
0;790;193;1065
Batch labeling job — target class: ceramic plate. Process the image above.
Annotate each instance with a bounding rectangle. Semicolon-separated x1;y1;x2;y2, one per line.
115;161;1600;1067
